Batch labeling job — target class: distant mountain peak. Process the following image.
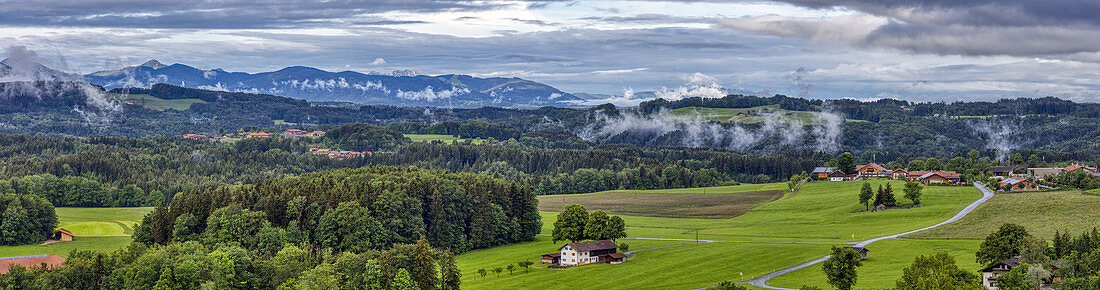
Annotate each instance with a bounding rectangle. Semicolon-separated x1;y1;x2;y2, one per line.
141;60;167;69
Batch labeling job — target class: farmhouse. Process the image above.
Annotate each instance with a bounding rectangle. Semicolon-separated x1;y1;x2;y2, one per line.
828;170;848;182
890;169;908;180
553;240;625;266
53;229;74;242
998;178;1039;191
241;132;271;138
812;167;835;179
282;129;307;138
0;255;65;274
918;171;961;184
854;163;889;177
1027;167;1062;178
1063;163;1097;173
978;256;1021;289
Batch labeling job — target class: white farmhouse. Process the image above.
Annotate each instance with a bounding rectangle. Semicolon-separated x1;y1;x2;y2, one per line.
556;240;626;266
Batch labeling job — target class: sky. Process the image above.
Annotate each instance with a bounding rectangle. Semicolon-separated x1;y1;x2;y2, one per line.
2;0;1100;104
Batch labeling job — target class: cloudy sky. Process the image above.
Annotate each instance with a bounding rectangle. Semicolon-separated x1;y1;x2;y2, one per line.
3;0;1100;103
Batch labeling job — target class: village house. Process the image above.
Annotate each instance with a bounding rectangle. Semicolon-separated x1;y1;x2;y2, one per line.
854;163;889;178
241;132;271;138
889;169;907;180
998;178;1039;191
182;133;208;140
552;240;626;267
918;171;962;184
0;255;65;274
304;131;326;137
1028;164;1100;178
281;129;307;138
812;167;835;179
906;170;931;181
978;256;1021;289
53;229;74;242
828;170;848;182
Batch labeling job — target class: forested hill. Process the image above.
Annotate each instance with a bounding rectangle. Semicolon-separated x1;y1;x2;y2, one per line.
4;81;1100;162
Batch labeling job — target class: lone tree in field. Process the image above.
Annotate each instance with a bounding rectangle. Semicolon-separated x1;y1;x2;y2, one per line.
903;181;923;205
822;247;863;290
492;267;503;277
553;204;589;243
506;263;515;275
976;223;1031;265
859;182;874;211
894;251;982;289
478;268;487;279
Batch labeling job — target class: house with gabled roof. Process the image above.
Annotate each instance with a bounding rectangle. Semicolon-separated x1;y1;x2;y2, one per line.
551;240;626;266
998;178;1039;191
978;256;1022;289
812;167;835;179
918;171;961;184
828;170;848;182
0;255;65;274
855;163;889;177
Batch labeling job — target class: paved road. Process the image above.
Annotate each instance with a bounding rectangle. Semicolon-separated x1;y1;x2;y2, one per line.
736;182;996;289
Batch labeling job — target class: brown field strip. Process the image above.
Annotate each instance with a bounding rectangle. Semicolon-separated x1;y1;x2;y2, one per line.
537;190;784;218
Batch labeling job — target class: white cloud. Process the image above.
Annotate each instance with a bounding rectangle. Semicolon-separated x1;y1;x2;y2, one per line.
370;58;387;65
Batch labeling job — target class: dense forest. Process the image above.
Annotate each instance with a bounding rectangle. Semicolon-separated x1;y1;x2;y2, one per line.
6;82;1100;163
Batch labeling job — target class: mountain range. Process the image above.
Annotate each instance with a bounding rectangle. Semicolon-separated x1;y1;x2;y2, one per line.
83;60;583;108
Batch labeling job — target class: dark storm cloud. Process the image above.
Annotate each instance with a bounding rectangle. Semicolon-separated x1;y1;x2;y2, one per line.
0;0;513;28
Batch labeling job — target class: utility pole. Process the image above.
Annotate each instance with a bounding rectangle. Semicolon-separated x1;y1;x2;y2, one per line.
696;229;700;242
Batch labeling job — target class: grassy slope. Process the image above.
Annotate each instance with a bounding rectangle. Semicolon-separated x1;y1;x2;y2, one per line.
460;181;985;289
538;181;981;242
537;183;787;218
118;94;207;111
909;189;1100;240
769;239;983;290
0;207;149;258
458;236;833;290
403;134;488;145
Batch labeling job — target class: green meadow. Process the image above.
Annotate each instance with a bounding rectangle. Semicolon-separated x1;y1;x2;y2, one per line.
0;207;149;258
458;180;987;289
910;189;1100;240
769;239;984;290
403;134;489;145
458;236;834;290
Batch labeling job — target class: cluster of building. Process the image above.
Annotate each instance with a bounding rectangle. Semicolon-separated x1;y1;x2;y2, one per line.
181;129;325;141
540;240;628;267
812;163;963;185
309;147;371;159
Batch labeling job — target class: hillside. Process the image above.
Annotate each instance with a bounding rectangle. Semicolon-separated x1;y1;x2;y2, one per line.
84;60;583;108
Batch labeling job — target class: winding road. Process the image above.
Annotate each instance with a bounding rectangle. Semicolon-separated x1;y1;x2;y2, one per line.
736;182;996;289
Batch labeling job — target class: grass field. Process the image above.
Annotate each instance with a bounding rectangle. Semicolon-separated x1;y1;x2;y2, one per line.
769;239;983;289
404;134;489;145
116;94;206;111
537;180;982;242
909;189;1100;240
0;207;149;258
458;180;987;289
537;183;787;218
458;236;834;290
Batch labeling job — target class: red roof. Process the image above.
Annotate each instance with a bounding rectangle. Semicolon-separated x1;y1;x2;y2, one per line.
0;255;65;274
856;163;888;172
55;229;73;236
